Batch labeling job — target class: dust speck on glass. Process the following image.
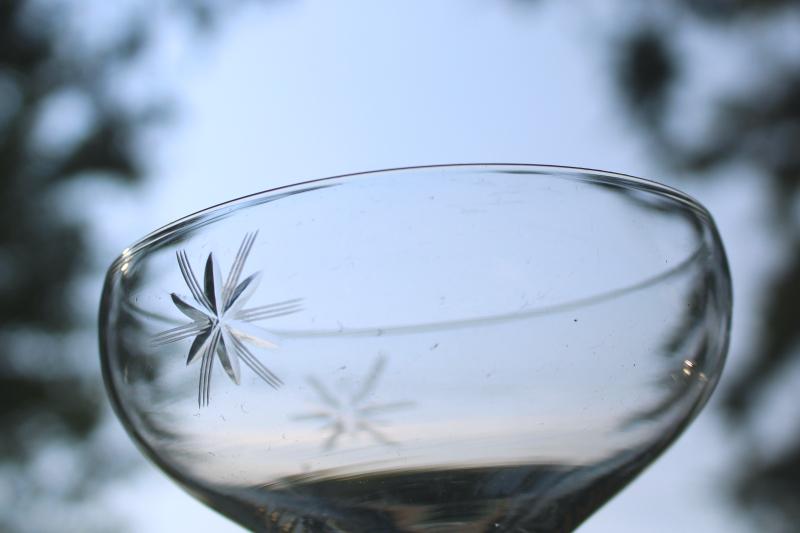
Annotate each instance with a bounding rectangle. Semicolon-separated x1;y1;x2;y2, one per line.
152;231;303;407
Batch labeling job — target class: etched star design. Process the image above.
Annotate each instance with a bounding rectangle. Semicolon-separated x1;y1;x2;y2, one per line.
292;356;413;450
153;231;302;407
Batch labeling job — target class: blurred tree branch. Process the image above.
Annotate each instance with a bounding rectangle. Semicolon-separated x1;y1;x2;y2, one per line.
613;1;800;529
0;0;253;531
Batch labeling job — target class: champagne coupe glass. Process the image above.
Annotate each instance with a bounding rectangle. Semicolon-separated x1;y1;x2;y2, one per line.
99;164;731;532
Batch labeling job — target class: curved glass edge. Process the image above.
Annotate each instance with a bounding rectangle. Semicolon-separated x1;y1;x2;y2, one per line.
694;216;733;411
98;265;224;510
107;164;716;270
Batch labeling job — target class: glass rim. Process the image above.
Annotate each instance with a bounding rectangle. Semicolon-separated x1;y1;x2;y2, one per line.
121;163;713;259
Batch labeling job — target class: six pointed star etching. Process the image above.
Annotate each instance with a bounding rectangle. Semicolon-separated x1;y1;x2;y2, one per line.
153;232;302;407
292;355;414;450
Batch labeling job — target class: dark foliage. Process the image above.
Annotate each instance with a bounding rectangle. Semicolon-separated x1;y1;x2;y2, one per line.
617;28;678;125
0;1;148;529
613;1;800;528
0;1;201;531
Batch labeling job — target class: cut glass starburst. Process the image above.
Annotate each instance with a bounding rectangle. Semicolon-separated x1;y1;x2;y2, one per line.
152;231;302;407
293;355;413;450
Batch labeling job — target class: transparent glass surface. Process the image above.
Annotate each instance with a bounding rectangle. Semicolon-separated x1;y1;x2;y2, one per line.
99;164;731;532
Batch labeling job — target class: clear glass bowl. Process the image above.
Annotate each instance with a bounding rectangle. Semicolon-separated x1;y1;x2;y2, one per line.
99;164;731;532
